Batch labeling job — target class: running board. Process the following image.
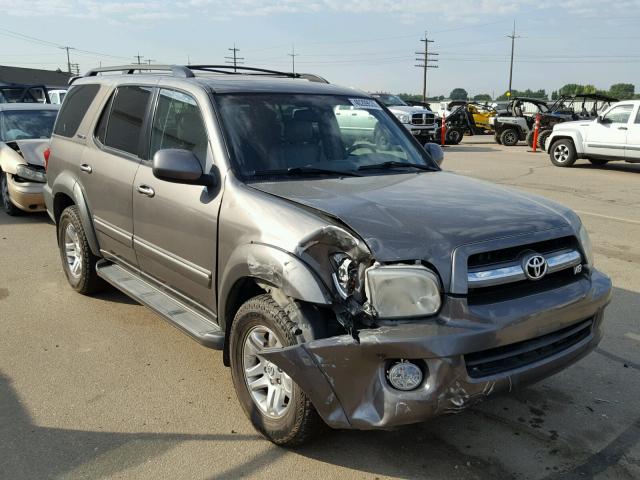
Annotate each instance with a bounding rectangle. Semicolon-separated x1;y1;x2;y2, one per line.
96;261;224;349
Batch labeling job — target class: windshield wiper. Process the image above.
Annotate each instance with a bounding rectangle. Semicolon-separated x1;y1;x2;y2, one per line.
358;161;435;172
251;166;362;177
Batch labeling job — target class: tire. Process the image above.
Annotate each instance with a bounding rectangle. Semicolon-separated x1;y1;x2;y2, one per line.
1;171;21;216
494;133;502;145
526;130;535;148
446;127;464;145
588;158;609;166
549;139;577;167
538;130;552;150
500;128;519;146
230;294;325;446
57;205;104;294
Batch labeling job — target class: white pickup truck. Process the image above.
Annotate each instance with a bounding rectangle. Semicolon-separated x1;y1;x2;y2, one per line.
546;100;640;167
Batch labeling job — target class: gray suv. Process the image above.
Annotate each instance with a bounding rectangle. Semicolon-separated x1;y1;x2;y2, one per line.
44;65;612;446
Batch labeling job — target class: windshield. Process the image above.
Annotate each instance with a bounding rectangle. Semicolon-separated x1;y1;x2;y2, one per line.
217;94;436;179
372;94;407;107
0;110;58;141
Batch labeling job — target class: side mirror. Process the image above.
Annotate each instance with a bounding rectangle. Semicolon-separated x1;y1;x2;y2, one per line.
152;149;217;187
423;142;444;166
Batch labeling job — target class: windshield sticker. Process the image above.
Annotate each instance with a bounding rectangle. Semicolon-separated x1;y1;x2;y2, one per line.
349;98;382;110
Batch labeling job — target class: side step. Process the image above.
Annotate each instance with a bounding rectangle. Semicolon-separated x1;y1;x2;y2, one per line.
96;261;225;349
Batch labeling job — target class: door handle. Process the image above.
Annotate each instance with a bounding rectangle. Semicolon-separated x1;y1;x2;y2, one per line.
136;185;155;197
79;164;92;173
618;126;628;130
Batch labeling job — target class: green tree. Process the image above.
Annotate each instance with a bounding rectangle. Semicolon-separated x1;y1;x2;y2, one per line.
449;88;468;100
609;83;635;99
473;93;492;102
497;89;547;101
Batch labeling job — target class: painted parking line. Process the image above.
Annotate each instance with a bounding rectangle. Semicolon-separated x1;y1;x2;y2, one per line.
624;332;640;342
575;210;640;226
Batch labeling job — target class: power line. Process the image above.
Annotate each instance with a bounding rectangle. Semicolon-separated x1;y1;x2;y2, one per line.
225;43;244;72
415;32;438;102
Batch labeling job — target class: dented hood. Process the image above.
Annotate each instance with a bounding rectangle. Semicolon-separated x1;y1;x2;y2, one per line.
4;139;49;166
250;172;576;288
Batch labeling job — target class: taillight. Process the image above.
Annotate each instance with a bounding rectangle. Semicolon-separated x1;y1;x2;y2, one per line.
43;147;51;171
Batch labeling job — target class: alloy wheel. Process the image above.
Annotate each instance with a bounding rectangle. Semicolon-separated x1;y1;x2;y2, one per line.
242;325;292;419
64;223;83;278
553;144;570;163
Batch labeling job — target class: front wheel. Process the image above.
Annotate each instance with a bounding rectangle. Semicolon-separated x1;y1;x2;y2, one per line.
230;294;324;446
538;130;552;150
500;128;519;146
549;139;577;167
57;205;104;294
526;130;535;148
446;127;464;145
1;171;21;216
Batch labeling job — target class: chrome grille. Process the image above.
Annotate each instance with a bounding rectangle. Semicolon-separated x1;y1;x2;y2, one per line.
467;236;583;290
411;113;435;125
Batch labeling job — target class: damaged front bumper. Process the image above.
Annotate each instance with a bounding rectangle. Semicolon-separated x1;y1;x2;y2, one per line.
260;270;612;430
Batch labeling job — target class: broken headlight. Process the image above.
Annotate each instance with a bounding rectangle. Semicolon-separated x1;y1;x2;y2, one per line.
15;164;46;183
331;253;359;299
365;264;441;318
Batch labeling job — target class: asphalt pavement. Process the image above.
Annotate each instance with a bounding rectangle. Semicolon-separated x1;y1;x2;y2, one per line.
1;136;638;479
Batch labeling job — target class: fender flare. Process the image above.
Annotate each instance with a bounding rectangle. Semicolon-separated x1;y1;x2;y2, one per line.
218;243;333;332
51;173;100;256
547;131;585;156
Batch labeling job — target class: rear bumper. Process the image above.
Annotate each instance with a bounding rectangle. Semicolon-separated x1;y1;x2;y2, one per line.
261;270;612;429
6;174;45;212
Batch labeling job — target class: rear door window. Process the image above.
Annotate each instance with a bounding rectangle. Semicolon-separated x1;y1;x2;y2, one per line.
53;84;100;137
103;86;152;156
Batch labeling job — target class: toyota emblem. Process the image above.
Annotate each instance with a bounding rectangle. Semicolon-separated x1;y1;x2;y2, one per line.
523;254;548;281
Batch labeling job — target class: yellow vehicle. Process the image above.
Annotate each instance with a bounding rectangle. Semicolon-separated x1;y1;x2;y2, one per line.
466;103;496;132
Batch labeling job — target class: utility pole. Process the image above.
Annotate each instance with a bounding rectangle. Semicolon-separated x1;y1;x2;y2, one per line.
415;32;438;103
60;46;75;74
225;43;244;72
507;20;521;97
288;44;298;74
146;59;155;65
135;53;144;65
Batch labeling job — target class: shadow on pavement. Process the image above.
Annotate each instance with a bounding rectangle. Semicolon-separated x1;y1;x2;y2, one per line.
0;372;261;479
573;162;640;174
0;211;52;227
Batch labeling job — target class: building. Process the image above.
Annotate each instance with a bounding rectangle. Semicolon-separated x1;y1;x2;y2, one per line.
0;65;71;88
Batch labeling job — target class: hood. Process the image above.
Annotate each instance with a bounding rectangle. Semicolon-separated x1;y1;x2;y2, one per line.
388;105;432;114
250;172;577;288
5;139;49;166
554;119;593;130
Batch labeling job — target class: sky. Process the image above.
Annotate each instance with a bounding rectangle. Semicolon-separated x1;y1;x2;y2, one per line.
0;0;639;98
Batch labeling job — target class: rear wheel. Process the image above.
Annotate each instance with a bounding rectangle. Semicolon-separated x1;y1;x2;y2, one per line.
446;127;464;145
526;130;535;148
588;158;610;166
549;139;577;167
57;205;104;294
500;128;519;146
1;171;21;216
494;133;502;145
230;294;324;446
538;130;552;150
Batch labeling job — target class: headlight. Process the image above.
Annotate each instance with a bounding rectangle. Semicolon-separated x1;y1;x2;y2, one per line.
578;224;594;268
331;253;359;299
394;113;410;124
365;264;441;318
15;164;46;183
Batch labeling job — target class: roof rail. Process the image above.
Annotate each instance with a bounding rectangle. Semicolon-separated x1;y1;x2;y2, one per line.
186;65;300;78
69;64;323;85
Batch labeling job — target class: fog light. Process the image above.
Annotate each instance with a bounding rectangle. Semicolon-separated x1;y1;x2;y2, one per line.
387;360;423;391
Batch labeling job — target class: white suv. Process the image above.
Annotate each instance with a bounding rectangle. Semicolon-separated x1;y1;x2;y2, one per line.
546;100;640;167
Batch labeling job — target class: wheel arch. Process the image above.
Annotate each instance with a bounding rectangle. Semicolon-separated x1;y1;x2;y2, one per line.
218;243;334;366
547;132;584;156
51;174;100;255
